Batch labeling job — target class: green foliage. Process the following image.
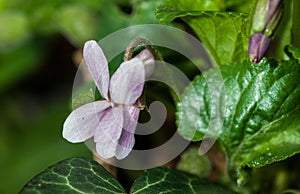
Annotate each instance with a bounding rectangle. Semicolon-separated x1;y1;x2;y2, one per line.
285;45;300;64
159;1;300;189
0;0;163;47
177;54;300;185
56;5;99;46
0;96;91;194
0;0;162;93
266;0;293;61
224;0;254;13
156;6;249;66
2;0;300;193
162;0;225;11
21;158;235;193
131;167;235;194
72;87;96;110
282;190;300;194
0;42;44;92
21;158;126;194
0;11;30;50
156;0;296;65
177;147;211;178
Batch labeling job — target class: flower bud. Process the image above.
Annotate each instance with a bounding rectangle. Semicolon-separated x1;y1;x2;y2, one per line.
135;49;155;79
251;0;283;35
249;33;271;64
249;0;283;63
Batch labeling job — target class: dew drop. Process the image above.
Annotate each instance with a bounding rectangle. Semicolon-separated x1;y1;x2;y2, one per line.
267;152;272;156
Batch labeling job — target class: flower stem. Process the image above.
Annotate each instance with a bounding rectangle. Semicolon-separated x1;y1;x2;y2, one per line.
124;37;162;61
93;155;117;178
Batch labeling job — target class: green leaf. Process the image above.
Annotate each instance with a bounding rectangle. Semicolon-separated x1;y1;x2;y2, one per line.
21;158;236;193
129;0;166;25
224;0;254;13
177;147;211;178
234;108;300;168
56;5;98;46
285;45;300;64
282;190;300;194
20;157;126;194
97;0;162;39
161;0;225;11
0;11;30;49
130;167;235;194
177;58;300;184
72;87;95;110
156;6;249;66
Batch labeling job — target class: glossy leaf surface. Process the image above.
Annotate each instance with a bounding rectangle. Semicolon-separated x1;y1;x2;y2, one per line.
177;56;300;183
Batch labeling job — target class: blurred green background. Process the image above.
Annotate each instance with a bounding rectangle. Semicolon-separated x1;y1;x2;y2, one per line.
0;0;162;193
2;0;300;193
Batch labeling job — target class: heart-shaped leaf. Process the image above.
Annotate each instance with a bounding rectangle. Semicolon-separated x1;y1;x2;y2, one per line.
131;167;235;194
20;158;126;194
20;158;236;193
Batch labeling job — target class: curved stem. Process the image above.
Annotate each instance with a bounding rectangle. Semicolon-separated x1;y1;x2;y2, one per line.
124;37;162;61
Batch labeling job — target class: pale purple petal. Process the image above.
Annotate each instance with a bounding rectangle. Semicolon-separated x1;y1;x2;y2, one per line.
95;139;118;159
110;58;145;105
94;106;123;159
135;49;155;79
83;40;109;100
123;105;140;133
115;130;135;159
115;105;140;159
62;101;110;143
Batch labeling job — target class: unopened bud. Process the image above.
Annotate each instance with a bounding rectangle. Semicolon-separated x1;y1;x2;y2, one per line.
251;0;283;35
249;33;271;63
135;49;155;79
249;0;283;63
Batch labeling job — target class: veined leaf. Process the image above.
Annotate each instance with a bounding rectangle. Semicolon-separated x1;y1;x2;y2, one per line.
177;56;300;184
20;158;126;194
156;6;249;66
21;158;236;193
130;167;235;194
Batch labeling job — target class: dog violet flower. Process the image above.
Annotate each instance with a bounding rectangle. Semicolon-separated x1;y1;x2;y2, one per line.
249;0;283;63
63;40;154;159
